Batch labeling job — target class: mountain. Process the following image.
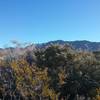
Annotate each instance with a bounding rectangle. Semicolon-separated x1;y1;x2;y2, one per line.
37;40;100;51
0;40;100;59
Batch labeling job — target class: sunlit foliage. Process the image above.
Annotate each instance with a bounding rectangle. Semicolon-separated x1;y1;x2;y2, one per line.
0;44;100;100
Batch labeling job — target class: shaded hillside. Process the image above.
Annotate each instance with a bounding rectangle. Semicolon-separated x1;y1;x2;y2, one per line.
0;40;100;59
37;40;100;51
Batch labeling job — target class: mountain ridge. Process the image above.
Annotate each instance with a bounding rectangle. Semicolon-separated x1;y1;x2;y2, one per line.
0;40;100;53
37;40;100;51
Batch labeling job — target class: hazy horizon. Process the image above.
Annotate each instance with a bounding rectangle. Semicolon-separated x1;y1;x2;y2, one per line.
1;39;100;49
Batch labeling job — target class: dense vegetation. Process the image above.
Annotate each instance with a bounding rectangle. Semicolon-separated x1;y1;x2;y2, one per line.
0;44;100;100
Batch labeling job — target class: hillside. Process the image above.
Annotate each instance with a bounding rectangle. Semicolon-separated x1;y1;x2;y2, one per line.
0;43;100;100
0;40;100;55
37;40;100;51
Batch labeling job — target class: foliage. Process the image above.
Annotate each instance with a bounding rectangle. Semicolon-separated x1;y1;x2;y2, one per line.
0;44;100;100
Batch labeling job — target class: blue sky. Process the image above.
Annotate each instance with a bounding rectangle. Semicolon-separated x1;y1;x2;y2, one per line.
0;0;100;47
